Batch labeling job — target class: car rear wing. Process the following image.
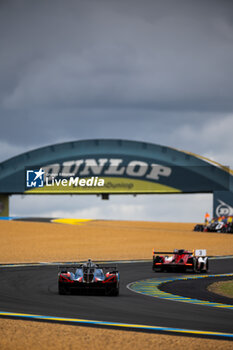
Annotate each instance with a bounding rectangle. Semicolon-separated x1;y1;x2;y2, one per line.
58;264;118;273
152;249;207;257
153;250;192;255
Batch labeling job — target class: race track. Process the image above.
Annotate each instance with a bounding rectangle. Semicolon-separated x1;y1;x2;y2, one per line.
0;259;232;339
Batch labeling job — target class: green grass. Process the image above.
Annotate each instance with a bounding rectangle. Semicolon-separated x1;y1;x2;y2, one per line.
208;280;233;298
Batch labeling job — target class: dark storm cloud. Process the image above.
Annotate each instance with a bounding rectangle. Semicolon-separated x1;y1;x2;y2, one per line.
1;0;233;111
0;0;233;165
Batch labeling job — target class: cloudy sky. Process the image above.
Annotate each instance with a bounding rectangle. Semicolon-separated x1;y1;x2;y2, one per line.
1;0;233;222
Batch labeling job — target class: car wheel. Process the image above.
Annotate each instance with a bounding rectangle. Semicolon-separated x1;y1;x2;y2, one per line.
154;265;163;272
58;282;68;295
153;256;163;272
192;258;198;273
112;288;119;296
202;258;209;273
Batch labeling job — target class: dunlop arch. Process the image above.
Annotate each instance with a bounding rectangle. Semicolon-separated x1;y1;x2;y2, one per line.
0;139;232;217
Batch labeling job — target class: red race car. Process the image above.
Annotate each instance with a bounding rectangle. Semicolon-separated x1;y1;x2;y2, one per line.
152;249;209;273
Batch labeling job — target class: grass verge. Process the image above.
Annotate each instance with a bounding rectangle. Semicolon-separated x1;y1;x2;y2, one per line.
208;280;233;298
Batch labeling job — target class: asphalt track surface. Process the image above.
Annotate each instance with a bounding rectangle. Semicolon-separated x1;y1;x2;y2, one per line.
0;259;232;338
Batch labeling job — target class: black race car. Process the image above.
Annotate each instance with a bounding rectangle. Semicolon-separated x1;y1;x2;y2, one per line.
58;259;119;296
194;216;233;233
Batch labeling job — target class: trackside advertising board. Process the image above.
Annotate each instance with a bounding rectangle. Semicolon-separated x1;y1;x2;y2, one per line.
213;191;233;217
